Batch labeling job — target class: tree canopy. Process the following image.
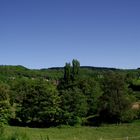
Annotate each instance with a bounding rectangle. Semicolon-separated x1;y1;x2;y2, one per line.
0;60;140;127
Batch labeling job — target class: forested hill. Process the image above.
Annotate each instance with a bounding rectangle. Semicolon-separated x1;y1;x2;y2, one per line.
0;65;64;80
49;66;120;70
0;64;139;81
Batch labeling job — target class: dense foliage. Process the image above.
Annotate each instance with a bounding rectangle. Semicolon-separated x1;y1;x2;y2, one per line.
0;60;140;127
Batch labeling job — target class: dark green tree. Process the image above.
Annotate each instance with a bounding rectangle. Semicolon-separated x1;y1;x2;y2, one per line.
0;83;12;124
99;72;132;123
59;59;80;89
64;63;71;84
72;59;80;81
79;78;102;116
63;59;80;83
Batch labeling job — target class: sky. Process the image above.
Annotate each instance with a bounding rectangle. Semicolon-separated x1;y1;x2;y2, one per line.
0;0;140;69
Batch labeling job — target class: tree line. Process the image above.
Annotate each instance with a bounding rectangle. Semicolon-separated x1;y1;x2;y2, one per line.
0;60;140;127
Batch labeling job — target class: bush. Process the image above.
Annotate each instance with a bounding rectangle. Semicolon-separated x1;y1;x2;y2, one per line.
120;109;137;123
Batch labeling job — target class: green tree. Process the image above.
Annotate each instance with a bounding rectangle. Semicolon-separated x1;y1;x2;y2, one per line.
0;83;12;124
72;59;80;81
60;87;88;125
64;63;71;84
58;59;89;125
79;78;102;116
11;79;61;127
59;59;80;89
63;59;80;83
99;72;132;123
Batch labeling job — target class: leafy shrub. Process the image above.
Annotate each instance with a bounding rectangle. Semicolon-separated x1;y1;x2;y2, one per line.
120;109;137;123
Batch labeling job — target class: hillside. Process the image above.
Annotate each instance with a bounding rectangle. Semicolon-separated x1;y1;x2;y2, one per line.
0;65;138;79
0;65;139;82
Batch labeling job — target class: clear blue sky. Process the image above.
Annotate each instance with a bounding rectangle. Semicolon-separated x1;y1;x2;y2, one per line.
0;0;140;69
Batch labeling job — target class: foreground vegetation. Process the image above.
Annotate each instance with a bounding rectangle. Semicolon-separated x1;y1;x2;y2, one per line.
1;121;140;140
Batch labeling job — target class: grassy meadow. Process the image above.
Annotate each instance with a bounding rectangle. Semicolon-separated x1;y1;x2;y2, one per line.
3;121;140;140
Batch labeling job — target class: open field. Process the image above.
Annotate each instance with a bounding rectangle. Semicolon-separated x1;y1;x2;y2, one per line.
4;121;140;140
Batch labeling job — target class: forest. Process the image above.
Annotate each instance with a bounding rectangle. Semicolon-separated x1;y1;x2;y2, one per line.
0;59;140;127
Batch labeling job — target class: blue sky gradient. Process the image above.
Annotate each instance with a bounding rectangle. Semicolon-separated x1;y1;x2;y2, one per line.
0;0;140;69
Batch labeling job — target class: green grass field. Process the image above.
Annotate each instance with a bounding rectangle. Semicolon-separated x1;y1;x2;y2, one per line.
3;121;140;140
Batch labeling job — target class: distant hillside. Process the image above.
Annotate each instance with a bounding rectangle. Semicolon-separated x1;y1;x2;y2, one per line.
0;65;63;80
0;65;139;82
48;66;121;71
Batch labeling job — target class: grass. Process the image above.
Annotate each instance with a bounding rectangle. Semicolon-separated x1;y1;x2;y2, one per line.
3;121;140;140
